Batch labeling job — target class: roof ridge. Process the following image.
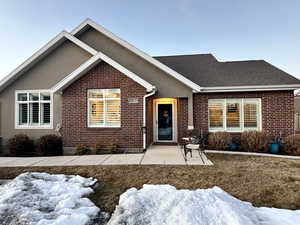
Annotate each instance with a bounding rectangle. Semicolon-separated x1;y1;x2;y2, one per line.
153;53;214;58
223;59;265;63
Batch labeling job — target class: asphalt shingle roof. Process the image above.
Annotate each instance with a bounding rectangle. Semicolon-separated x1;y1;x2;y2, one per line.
154;54;300;87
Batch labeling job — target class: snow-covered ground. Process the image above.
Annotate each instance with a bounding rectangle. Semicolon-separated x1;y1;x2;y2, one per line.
108;185;300;225
0;172;107;225
1;173;300;225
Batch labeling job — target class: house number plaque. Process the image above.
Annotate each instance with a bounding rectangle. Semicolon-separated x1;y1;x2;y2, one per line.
128;98;139;104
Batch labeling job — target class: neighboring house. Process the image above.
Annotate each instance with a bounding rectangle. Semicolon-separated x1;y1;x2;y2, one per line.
295;95;300;132
1;18;300;153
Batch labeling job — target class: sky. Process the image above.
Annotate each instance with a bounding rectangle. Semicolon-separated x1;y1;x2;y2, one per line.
0;0;299;80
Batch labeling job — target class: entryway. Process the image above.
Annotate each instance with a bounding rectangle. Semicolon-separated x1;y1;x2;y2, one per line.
153;98;177;143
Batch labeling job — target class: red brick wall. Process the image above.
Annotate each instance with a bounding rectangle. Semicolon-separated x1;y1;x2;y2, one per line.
193;91;294;137
62;61;146;149
146;97;153;147
177;98;188;143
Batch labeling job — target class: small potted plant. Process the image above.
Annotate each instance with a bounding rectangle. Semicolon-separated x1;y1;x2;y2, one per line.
228;136;239;151
269;135;282;154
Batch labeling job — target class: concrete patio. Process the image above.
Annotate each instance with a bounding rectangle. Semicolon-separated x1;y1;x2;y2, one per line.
0;145;213;167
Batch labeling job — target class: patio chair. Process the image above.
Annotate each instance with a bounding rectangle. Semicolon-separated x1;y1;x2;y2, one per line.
183;136;206;161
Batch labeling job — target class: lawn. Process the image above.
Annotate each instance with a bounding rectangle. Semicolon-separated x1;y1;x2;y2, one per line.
0;154;299;213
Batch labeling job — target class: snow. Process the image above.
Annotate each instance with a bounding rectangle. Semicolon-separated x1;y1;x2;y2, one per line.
0;172;106;225
1;173;299;225
108;185;300;225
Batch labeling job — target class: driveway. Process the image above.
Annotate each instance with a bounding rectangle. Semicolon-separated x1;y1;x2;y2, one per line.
0;145;213;167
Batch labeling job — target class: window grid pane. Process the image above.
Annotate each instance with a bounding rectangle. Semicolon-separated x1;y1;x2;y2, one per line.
244;103;258;128
106;99;121;126
19;103;28;125
226;102;240;128
208;102;223;129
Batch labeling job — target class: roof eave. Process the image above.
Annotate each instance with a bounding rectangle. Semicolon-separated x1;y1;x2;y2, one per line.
195;84;300;93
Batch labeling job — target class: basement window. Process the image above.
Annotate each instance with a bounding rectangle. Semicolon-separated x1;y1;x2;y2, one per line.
15;90;52;129
87;89;121;127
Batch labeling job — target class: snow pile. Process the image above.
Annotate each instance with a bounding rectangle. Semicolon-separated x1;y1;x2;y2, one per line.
0;172;105;225
108;185;300;225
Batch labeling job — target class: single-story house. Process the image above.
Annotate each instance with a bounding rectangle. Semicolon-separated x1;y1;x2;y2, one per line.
1;18;300;153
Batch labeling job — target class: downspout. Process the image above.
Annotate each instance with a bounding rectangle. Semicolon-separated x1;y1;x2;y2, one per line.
143;88;156;150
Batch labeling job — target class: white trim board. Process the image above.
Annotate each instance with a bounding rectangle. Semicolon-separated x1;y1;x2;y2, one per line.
15;89;54;129
198;84;300;92
0;31;97;92
71;18;201;92
51;51;155;92
153;98;178;143
205;150;300;160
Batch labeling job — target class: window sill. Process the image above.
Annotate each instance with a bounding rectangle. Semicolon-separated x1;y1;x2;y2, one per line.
209;129;261;133
87;125;121;129
15;125;53;130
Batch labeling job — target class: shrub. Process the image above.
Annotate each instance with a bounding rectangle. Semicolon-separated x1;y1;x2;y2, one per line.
283;134;300;156
8;134;35;156
94;143;103;154
75;144;91;155
208;132;232;150
241;131;269;152
37;135;63;156
107;144;118;153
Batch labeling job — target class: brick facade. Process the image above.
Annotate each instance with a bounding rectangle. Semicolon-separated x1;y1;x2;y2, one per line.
62;61;146;149
177;98;189;142
62;62;294;149
193;91;294;137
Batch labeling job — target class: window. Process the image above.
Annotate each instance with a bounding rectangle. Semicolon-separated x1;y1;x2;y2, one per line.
88;89;121;127
16;91;52;128
208;98;261;132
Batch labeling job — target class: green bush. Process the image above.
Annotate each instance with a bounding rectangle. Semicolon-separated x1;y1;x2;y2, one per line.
8;134;35;156
107;144;118;153
75;144;91;155
37;135;63;156
208;132;232;150
283;134;300;156
241;131;269;152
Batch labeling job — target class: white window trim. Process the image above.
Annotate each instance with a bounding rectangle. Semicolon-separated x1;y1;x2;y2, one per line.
15;90;53;129
87;89;121;128
208;98;262;132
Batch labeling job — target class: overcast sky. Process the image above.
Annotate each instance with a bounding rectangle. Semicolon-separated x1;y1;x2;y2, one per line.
0;0;299;80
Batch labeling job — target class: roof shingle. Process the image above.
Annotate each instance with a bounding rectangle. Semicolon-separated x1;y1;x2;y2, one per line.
154;54;300;87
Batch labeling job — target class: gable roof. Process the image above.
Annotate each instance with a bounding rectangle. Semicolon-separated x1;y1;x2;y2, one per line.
0;31;98;92
71;19;201;92
2;19;300;94
155;54;300;92
51;51;155;92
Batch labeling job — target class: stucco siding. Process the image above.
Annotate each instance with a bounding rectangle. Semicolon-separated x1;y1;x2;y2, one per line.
0;40;92;151
76;27;193;98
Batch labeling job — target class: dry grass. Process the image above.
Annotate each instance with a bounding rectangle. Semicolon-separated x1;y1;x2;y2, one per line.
0;154;300;212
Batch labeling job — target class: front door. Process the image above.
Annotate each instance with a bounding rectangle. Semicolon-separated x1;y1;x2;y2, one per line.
154;99;177;142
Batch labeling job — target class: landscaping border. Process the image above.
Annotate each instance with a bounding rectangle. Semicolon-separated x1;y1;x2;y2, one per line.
205;150;300;160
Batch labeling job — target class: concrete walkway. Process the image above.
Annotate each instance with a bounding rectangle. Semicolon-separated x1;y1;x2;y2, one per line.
0;145;213;167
